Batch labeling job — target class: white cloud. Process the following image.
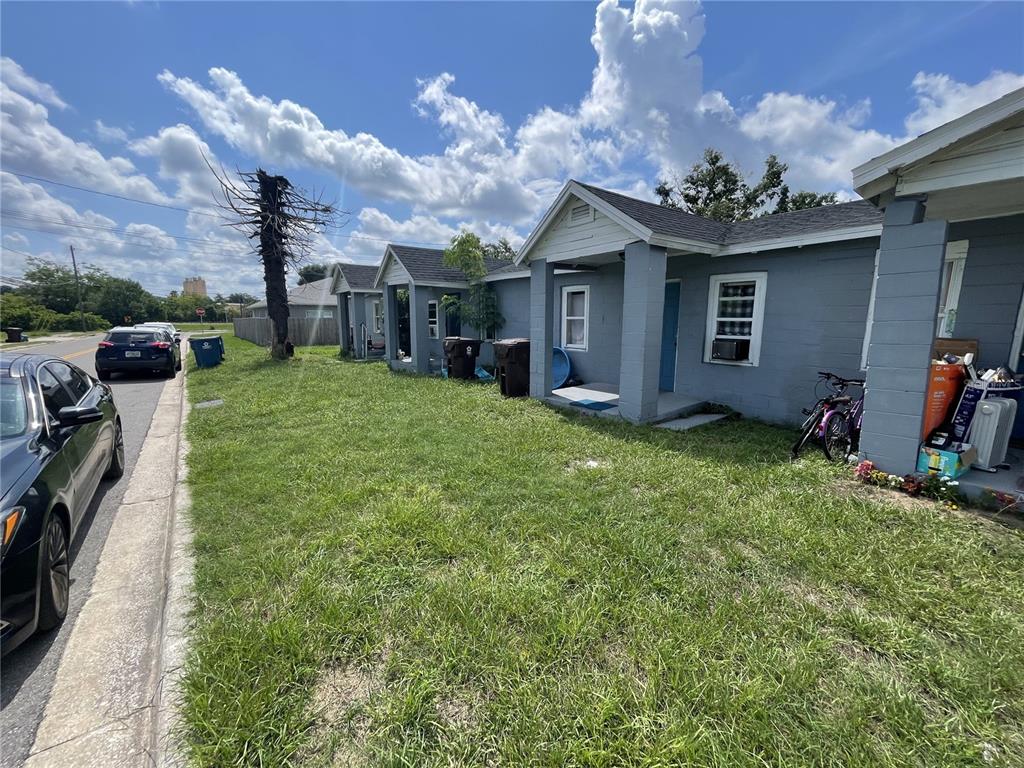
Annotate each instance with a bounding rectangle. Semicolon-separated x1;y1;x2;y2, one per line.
1;57;68;110
905;70;1024;136
94;119;129;143
1;81;170;203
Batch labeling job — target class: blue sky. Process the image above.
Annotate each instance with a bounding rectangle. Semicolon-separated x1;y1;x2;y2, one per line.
1;1;1021;296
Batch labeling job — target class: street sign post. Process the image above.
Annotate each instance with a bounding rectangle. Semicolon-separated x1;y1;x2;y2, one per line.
196;307;206;318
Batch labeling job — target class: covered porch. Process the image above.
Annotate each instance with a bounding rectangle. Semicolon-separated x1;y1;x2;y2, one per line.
855;87;1024;486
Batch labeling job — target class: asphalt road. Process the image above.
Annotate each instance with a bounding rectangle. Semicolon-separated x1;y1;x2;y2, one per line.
1;334;175;767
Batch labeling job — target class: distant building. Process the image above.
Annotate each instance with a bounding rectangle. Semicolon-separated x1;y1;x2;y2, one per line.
183;276;207;296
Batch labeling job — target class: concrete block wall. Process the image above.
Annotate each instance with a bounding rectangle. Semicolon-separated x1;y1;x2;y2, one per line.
860;199;947;475
618;242;667;422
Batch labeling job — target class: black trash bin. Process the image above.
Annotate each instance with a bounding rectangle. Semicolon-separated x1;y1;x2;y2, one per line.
444;337;482;380
494;338;530;397
4;327;24;343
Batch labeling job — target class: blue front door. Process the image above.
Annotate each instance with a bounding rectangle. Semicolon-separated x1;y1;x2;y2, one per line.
659;281;680;392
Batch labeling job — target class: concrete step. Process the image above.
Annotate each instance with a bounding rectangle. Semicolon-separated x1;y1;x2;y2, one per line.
654;412;729;431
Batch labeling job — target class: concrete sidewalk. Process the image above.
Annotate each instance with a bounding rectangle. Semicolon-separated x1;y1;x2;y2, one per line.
24;348;195;767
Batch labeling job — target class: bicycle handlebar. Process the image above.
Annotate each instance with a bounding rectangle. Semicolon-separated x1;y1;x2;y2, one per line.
817;371;865;387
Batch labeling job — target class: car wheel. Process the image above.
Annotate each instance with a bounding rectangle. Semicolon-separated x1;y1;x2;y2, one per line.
37;515;70;631
175;357;182;372
165;364;177;378
97;369;111;381
104;419;125;480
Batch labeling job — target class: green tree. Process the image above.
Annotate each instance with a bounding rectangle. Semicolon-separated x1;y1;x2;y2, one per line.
19;259;81;315
228;292;259;305
482;237;517;261
441;231;504;338
297;262;331;285
656;149;837;222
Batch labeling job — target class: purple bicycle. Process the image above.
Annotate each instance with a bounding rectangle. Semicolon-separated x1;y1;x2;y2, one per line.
791;371;865;462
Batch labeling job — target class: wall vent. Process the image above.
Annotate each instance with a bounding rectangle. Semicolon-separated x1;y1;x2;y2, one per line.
569;203;592;225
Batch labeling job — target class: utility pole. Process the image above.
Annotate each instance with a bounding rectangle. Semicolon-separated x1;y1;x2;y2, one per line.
69;245;86;333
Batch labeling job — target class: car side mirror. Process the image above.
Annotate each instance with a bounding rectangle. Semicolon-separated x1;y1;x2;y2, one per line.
57;405;103;428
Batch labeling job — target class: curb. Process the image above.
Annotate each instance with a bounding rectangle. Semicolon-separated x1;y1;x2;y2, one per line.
24;341;195;767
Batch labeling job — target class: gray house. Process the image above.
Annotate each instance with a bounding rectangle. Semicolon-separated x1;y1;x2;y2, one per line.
330;262;384;359
517;182;883;424
374;244;529;373
516;86;1024;496
245;277;335;319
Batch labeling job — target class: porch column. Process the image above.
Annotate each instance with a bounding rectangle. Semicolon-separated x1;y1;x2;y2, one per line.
350;294;367;359
336;292;350;356
618;241;668;422
408;284;431;373
860;198;948;475
529;259;554;398
384;284;399;364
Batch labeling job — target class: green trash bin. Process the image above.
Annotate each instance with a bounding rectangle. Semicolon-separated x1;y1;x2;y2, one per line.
189;336;223;368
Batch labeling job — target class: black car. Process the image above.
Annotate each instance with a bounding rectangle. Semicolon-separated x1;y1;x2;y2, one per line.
0;353;123;655
95;326;181;380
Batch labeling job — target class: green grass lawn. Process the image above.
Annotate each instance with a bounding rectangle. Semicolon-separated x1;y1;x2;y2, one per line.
178;321;234;332
182;336;1024;767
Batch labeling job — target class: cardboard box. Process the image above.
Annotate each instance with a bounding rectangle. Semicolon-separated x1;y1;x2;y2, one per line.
916;445;978;478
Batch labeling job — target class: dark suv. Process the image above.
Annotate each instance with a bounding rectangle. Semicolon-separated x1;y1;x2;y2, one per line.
95;327;181;380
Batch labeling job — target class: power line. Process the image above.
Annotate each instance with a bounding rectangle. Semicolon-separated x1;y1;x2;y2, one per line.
4;170;454;248
1;246;259;282
6;171;222;218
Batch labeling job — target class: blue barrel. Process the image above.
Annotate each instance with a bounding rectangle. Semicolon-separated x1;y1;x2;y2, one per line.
189;336;223;368
552;347;572;389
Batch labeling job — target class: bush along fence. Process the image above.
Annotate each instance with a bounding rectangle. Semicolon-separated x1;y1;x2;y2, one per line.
232;316;339;348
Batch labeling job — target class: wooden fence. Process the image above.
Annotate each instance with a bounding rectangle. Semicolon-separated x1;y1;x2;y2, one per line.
233;316;339;347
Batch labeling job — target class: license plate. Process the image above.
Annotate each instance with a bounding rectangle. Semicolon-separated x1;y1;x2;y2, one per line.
125;350;141;358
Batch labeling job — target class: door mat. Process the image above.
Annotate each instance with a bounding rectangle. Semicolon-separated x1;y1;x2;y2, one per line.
571;399;617;411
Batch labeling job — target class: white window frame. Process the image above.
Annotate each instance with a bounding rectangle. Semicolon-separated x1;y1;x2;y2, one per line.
936;240;968;339
861;249;880;371
427;300;439;339
703;272;767;367
561;285;590;351
372;299;383;334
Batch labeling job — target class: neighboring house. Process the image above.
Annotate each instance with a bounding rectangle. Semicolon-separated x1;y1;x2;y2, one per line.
330;262;384;358
245;277;335;319
516;180;884;424
853;86;1024;479
515;86;1024;497
374;244;530;373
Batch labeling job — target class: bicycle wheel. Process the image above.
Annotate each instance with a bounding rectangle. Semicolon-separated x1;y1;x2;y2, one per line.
822;411;852;462
791;408;821;460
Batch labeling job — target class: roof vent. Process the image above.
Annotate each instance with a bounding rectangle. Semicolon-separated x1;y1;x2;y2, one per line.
569;203;592;225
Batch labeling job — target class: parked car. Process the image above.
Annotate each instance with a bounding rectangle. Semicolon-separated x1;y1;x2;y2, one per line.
95;327;181;380
0;353;123;655
135;322;181;344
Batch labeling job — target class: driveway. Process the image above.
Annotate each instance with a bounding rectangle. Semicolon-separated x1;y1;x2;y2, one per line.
1;334;177;767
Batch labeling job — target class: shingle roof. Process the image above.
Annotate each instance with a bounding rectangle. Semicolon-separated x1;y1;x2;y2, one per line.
724;200;883;244
575;182;730;243
335;262;380;291
247;277;333;310
388;244;520;284
573;181;882;247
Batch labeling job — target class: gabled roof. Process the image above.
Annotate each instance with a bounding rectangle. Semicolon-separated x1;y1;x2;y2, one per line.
331;262;381;293
853;86;1024;199
516;180;883;263
375;243;525;287
247;277;334;310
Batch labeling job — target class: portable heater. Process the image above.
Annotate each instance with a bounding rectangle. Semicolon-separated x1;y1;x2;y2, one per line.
968;397;1017;471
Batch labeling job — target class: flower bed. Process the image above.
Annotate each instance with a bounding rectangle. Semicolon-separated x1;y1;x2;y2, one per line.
853;460;962;508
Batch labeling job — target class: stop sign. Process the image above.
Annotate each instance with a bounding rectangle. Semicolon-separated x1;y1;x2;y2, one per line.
196;307;206;317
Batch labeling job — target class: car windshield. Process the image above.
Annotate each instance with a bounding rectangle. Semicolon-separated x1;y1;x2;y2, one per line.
108;331;160;344
0;377;28;438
